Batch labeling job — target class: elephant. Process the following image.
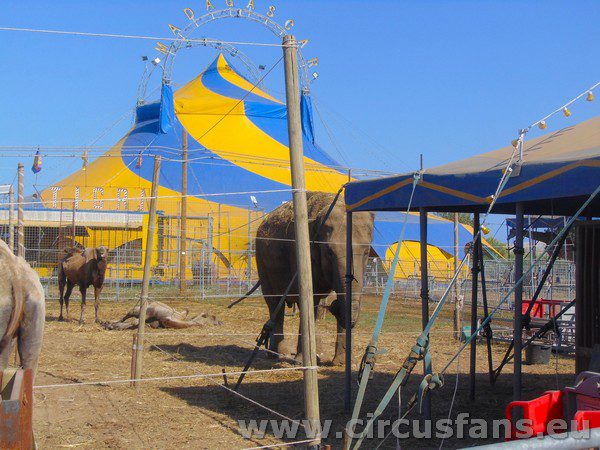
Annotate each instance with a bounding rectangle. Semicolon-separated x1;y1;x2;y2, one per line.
255;191;374;365
0;239;45;377
58;246;108;324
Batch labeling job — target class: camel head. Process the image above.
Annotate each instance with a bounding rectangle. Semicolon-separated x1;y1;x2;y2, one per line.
95;246;109;260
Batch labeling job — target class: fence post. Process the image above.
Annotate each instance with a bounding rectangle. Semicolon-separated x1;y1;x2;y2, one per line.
179;129;188;295
8;185;14;253
131;155;160;386
17;163;25;258
71;201;76;247
246;209;253;289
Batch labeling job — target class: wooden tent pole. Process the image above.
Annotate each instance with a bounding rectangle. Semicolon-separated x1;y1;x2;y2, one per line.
283;34;320;447
17;163;24;258
132;155;161;386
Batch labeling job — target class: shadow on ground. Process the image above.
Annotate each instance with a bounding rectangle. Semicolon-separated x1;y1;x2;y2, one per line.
149;343;296;369
162;360;577;449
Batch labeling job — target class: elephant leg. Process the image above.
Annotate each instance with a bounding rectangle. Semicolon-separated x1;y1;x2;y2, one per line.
58;272;66;321
267;298;287;358
332;321;346;366
79;286;87;324
64;282;74;321
93;285;102;323
295;299;323;365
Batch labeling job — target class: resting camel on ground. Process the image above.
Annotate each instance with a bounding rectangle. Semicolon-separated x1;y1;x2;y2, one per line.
58;246;108;324
0;239;45;378
102;301;223;330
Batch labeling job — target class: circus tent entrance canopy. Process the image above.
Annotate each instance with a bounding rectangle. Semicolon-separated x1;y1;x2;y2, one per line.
345;116;600;216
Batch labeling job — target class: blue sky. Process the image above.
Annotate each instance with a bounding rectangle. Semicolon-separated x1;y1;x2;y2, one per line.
1;0;599;233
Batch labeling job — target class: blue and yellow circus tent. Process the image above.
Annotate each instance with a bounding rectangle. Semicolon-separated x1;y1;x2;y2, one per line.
39;54;487;279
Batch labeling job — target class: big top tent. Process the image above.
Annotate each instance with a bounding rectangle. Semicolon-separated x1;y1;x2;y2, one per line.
37;53;492;278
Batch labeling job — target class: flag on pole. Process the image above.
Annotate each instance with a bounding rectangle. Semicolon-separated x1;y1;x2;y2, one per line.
31;150;42;173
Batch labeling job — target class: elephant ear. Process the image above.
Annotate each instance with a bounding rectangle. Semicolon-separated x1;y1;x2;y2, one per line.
83;248;97;263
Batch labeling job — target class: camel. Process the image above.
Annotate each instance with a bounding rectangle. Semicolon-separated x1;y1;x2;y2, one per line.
0;239;45;377
102;301;223;330
58;246;108;324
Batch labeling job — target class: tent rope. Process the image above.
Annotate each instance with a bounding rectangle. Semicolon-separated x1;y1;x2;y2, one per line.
348;171;421;436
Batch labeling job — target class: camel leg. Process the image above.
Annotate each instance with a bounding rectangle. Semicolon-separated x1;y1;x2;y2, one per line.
58;270;66;321
159;318;195;329
18;286;45;377
79;286;87;324
93;285;102;323
64;282;74;321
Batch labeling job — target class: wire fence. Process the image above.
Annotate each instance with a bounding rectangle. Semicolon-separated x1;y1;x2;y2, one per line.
0;194;577;304
0;190;577;352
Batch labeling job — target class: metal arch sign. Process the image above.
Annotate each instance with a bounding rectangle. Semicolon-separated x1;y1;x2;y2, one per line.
137;39;263;104
138;0;317;103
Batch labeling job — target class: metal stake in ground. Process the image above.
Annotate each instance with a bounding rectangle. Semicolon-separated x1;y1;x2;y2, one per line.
283;34;321;447
17;163;24;258
132;155;161;386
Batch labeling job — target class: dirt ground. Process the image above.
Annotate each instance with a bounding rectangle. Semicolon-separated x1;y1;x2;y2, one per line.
31;293;576;449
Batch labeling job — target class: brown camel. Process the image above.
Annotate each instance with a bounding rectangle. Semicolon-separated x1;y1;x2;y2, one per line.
58;246;108;324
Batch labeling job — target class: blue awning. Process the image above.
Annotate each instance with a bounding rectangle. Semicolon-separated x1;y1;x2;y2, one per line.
345;116;600;217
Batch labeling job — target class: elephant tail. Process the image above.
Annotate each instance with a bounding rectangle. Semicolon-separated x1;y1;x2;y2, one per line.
0;241;25;356
228;281;261;309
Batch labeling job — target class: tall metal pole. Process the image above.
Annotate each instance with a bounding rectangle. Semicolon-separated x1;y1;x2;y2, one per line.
17;163;25;258
179;130;188;295
8;185;14;253
283;34;320;446
419;208;431;419
132;156;161;386
470;212;481;400
513;203;524;400
344;211;353;413
453;213;461;339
